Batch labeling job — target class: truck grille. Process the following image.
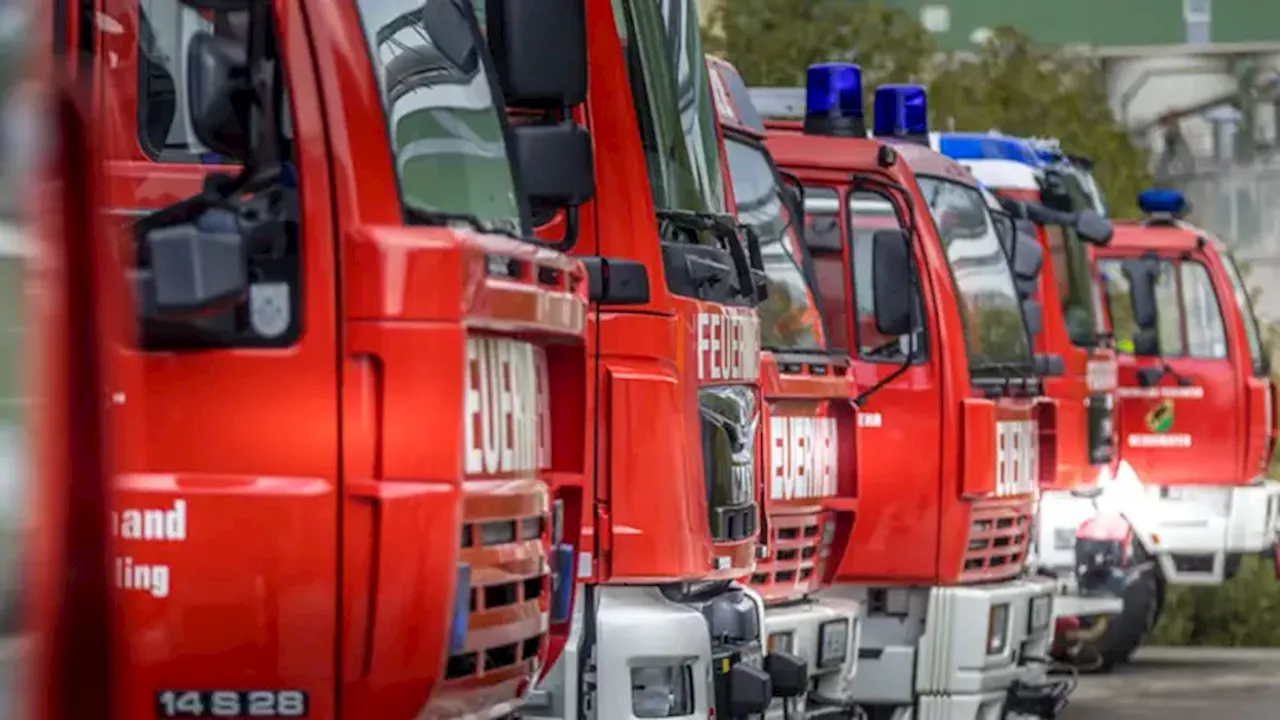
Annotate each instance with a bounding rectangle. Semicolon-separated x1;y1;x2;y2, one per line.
959;500;1031;583
441;480;550;702
750;510;832;603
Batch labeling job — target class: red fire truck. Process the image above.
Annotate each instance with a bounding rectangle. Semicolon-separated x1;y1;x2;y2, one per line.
709;54;863;719
1089;188;1280;653
747;63;1067;718
57;0;593;716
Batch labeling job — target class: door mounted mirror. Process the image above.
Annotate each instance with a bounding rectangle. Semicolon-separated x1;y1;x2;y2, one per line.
1074;209;1113;246
1124;257;1159;332
137;209;249;320
778;170;805;214
1021;298;1042;337
186;32;251;162
486;0;587;107
871;228;913;336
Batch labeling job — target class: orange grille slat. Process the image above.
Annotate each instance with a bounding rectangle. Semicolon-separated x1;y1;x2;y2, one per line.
751;510;831;603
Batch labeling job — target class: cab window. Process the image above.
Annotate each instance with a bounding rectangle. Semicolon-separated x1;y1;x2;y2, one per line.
848;191;926;362
802;187;849;352
1100;258;1184;355
1221;252;1267;375
1043;223;1097;347
1179;261;1228;359
723;138;825;351
611;0;724;216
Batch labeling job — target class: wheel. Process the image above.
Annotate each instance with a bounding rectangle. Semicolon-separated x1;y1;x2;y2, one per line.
1073;543;1160;672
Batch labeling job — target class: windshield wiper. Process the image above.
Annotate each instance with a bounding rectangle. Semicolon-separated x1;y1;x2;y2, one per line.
404;205;521;240
657;209;759;301
971;360;1039;397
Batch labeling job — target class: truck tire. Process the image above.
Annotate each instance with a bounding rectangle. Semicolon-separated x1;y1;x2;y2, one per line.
1075;546;1160;672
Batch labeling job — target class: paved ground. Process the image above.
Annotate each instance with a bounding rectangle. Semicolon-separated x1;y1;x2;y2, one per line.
1063;646;1280;718
4;640;1280;717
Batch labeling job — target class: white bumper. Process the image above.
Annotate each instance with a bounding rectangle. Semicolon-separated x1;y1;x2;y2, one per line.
1098;471;1280;585
763;597;862;718
525;585;715;720
822;579;1055;718
1034;490;1126;618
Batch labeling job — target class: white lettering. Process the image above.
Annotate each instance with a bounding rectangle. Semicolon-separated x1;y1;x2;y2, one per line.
696;311;760;382
857;412;882;428
769;414;839;500
465;336;551;476
1128;433;1193;449
109;499;187;600
1086;360;1117;393
994;420;1038;497
1115;386;1204;400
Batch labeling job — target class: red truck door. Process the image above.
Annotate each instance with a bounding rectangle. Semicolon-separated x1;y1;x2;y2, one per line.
1100;253;1239;485
1219;251;1276;477
803;185;941;577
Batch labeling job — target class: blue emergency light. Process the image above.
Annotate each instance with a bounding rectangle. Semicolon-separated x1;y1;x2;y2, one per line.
1137;188;1188;217
936;133;1041;166
872;84;928;144
803;62;865;137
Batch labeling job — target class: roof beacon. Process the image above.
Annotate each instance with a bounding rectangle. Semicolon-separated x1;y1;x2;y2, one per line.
1137;188;1188;219
872;84;928;145
804;62;865;137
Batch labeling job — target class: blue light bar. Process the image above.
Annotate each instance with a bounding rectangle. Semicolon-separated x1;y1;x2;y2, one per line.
803;62;865;137
936;133;1041;166
872;84;928;143
1137;188;1188;217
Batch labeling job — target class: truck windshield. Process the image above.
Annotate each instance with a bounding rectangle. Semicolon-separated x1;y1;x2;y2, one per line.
353;0;524;235
1221;251;1268;375
724;137;825;351
916;176;1033;371
612;0;726;216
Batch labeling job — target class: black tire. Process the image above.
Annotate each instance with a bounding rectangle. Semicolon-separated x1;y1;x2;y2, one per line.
1074;547;1160;673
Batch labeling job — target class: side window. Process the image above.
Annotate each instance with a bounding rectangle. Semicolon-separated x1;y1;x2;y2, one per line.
1180;261;1228;359
848;191;926;362
802;187;848;352
1221;252;1267;375
1155;261;1184;355
137;0;216;161
1043;224;1096;346
1100;259;1184;356
136;3;285;163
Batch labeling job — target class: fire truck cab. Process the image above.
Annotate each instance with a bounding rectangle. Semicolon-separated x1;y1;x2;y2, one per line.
66;0;593;716
708;54;864;719
750;65;1066;718
932;134;1129;635
1093;189;1280;592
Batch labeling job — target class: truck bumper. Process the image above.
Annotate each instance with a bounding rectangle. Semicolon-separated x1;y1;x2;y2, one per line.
524;585;715;720
824;579;1056;717
763;597;863;719
1104;477;1280;585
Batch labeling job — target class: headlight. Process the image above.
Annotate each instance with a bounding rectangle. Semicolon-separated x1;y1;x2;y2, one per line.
987;603;1010;655
1029;595;1052;633
768;630;795;655
818;618;849;668
631;664;694;718
1053;527;1076;551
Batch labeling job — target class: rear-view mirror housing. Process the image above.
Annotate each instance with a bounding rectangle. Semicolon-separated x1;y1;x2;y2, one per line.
1021;298;1042;337
138;209;249;318
1124;258;1159;332
871;228;913;336
1075;209;1113;246
186;32;251;162
511;123;595;209
486;0;587;107
1011;223;1043;296
1132;328;1160;357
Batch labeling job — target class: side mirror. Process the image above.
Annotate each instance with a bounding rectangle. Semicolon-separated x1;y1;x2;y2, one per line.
871;228;913;336
1039;170;1072;213
1075;210;1113;246
186;32;251;162
1125;259;1159;331
580;256;649;306
1011;223;1043;298
510;124;595;209
138;209;249;318
1034;352;1065;378
1021;298;1042;336
486;0;586;108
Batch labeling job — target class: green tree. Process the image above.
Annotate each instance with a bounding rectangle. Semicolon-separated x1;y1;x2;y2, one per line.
927;28;1151;218
704;0;938;88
